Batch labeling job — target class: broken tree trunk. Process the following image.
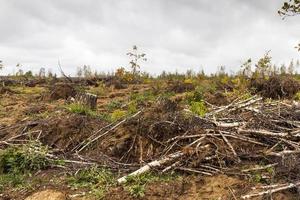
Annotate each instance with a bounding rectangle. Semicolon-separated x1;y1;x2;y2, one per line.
74;93;98;110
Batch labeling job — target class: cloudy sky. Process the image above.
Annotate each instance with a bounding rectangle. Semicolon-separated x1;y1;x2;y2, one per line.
0;0;299;75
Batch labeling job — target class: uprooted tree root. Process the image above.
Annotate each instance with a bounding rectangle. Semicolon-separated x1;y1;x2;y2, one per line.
46;82;77;100
3;96;300;198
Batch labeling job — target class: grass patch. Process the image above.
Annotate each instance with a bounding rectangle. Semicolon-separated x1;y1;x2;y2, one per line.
294;91;300;100
0;141;58;174
66;103;117;122
11;86;46;95
66;103;97;117
106;100;123;111
130;91;156;105
190;101;207;117
67;167;115;199
87;83;109;96
111;109;127;122
124;172;178;198
0;173;26;192
0;141;63;192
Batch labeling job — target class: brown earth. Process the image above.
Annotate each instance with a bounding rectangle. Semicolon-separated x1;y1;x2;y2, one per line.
1;83;300;200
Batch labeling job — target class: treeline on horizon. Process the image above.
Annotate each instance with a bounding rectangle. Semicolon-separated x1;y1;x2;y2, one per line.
0;54;299;80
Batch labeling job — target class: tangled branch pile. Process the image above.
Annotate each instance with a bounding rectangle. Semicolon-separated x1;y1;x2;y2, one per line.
2;95;300;198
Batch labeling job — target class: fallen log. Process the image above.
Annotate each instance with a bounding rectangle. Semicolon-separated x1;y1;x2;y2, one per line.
241;181;300;199
238;129;290;138
117;151;184;184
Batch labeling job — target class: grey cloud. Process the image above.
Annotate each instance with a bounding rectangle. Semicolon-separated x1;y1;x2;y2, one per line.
0;0;299;75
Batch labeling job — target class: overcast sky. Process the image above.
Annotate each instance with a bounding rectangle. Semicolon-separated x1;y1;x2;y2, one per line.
0;0;299;75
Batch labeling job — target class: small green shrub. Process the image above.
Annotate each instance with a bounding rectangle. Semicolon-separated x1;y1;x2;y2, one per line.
127;101;138;114
185;86;205;104
158;91;175;99
190;101;207;117
0;141;54;174
68;167;114;199
0;173;25;192
130;91;156;104
124;172;178;198
127;184;145;198
111;109;127;121
106;100;122;111
66;103;96;117
294;91;300;100
251;173;263;183
0;142;61;192
87;83;108;96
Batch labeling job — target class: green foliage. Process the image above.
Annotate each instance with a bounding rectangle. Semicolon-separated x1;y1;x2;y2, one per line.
225;89;252;100
249;164;276;184
252;173;263;183
296;43;300;51
0;142;61;192
279;0;300;16
87;83;108;96
127;101;138;114
240;58;252;77
130;91;156;104
111;109;127;121
186;86;205;104
66;103;97;117
67;167;114;199
124;172;177;198
127;45;147;76
0;60;3;70
254;51;272;79
11;86;46;95
66;103;115;122
190;101;207;117
0;173;25;192
0;142;54;174
106;100;122;111
294;91;300;100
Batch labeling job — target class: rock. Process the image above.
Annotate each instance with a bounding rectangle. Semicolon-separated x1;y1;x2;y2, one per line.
24;190;66;200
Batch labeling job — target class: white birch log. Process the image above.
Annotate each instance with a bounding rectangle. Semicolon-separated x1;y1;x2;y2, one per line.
117;151;184;184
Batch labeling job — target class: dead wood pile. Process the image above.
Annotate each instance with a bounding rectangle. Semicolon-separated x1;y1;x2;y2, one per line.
2;95;300;198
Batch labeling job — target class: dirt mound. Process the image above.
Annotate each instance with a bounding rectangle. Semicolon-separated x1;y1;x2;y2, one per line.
84;101;206;163
105;77;128;89
167;81;195;93
206;91;229;106
24;190;66;200
25;79;47;87
24;104;47;115
106;175;245;200
48;83;77;100
32;114;107;151
0;87;15;94
251;75;300;99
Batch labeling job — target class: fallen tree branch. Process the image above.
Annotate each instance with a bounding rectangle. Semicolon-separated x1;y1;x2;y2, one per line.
241;163;278;172
266;150;300;157
176;167;213;176
241;181;300;199
117;151;184;184
238;129;290;138
219;131;240;162
78;111;142;153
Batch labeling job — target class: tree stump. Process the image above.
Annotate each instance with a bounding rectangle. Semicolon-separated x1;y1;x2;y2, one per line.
74;92;98;110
